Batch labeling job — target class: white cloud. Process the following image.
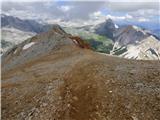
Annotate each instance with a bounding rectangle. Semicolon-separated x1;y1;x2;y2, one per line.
91;11;134;21
126;14;133;19
105;2;159;12
106;14;133;21
90;11;104;19
133;9;159;17
1;0;158;24
138;18;150;22
106;14;151;23
59;5;73;12
106;15;125;20
91;11;152;23
2;1;105;20
93;11;102;17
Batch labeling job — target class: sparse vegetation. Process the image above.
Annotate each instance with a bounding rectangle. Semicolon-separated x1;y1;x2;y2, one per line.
64;27;114;54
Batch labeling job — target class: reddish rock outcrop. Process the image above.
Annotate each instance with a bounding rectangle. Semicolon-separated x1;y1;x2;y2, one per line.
69;36;91;49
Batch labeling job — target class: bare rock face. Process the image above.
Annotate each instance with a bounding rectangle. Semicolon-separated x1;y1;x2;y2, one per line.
120;36;160;60
95;18;117;39
111;25;160;60
2;26;160;120
114;25;150;46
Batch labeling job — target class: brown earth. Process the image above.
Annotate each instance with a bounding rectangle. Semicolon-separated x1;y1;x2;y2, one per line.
69;36;91;49
2;45;160;120
1;27;160;120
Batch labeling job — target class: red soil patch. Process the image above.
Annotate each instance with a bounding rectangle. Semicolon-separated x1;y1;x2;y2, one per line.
69;36;91;49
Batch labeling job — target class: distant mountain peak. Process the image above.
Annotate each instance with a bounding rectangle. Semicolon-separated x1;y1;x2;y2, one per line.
1;14;52;33
104;18;116;28
95;18;117;39
50;24;67;35
105;18;114;23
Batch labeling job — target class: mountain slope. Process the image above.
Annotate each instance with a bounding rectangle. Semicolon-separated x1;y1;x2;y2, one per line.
2;25;83;71
95;18;117;39
71;20;160;60
120;36;160;60
1;14;53;53
2;26;160;120
1;14;51;33
1;27;36;53
64;27;113;54
109;25;160;60
114;25;150;46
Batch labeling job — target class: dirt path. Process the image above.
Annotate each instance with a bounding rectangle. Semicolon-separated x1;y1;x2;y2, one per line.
2;47;160;120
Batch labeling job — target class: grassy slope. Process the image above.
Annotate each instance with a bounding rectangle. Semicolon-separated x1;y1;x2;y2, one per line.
64;27;114;54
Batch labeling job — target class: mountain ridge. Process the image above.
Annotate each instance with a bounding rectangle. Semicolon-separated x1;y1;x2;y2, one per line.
1;14;51;33
2;25;160;120
1;14;160;60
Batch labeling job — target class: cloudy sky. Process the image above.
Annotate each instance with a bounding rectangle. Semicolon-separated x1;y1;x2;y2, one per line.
1;0;160;29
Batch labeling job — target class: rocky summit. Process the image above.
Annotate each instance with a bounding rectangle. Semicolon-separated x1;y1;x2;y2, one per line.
2;26;160;120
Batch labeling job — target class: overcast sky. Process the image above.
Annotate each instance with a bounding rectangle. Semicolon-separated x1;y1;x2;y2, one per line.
1;0;160;28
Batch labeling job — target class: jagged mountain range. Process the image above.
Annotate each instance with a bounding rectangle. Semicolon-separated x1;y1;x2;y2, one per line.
1;14;52;33
112;25;160;60
61;20;160;60
1;14;160;60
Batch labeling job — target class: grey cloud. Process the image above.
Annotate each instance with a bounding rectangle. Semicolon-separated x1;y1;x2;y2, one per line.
2;2;65;18
1;1;159;22
2;1;105;20
59;1;105;20
106;2;159;12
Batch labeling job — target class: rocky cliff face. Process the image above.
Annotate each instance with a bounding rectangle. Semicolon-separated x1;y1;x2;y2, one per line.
95;18;117;39
2;26;160;120
110;25;160;60
120;36;160;60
